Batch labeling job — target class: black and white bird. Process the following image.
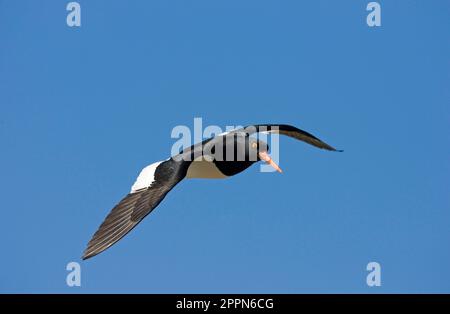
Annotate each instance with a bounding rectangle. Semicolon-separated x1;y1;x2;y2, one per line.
83;124;341;259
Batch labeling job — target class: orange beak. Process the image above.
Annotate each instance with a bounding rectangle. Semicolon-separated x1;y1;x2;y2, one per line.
258;151;282;173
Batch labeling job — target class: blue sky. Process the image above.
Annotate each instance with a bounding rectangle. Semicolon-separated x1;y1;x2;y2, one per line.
1;0;449;293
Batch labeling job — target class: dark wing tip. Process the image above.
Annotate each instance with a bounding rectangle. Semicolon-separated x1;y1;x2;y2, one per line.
309;139;342;152
82;248;105;260
81;250;97;260
323;144;344;152
81;241;105;260
81;192;144;260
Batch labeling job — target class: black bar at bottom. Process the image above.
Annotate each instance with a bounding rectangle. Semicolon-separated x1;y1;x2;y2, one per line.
1;294;449;310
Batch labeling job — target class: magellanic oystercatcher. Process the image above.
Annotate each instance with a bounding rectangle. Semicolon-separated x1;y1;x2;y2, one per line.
82;124;342;259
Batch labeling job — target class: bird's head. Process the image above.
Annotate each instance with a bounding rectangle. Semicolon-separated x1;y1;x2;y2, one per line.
209;134;282;173
247;137;282;173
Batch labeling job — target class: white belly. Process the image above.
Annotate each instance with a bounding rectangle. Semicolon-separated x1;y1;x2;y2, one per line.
186;157;227;179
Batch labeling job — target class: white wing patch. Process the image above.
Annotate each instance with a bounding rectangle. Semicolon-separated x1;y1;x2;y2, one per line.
130;161;163;193
217;130;231;136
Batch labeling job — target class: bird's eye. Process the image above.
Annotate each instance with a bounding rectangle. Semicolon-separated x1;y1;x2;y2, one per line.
251;142;257;149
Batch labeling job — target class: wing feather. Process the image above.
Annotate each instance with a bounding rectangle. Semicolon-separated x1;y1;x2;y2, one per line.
230;124;342;151
82;159;188;260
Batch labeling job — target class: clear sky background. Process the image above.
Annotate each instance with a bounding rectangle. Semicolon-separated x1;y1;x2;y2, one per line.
1;0;449;293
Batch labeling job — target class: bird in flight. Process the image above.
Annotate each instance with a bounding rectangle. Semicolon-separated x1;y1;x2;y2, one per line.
83;124;341;259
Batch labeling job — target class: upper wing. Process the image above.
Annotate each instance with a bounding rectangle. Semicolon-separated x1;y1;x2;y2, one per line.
82;159;189;260
229;124;342;151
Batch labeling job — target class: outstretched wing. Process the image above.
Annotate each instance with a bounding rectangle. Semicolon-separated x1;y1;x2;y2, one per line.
82;159;189;260
229;124;342;151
